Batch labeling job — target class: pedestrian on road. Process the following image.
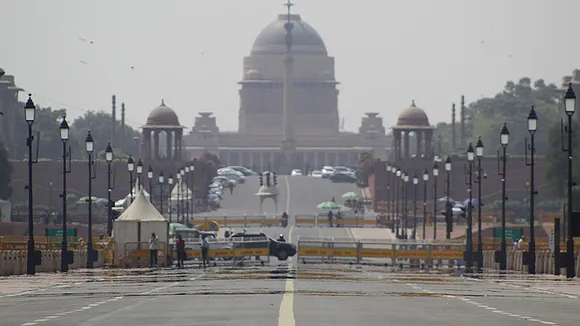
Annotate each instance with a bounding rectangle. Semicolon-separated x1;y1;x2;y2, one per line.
200;235;210;268
176;234;185;268
149;233;159;268
327;210;334;227
228;181;234;195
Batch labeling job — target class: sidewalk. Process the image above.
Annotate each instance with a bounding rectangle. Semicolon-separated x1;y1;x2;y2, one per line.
349;228;395;240
0;275;64;295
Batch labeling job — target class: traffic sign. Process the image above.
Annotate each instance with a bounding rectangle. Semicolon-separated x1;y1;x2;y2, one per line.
45;228;77;237
493;227;523;242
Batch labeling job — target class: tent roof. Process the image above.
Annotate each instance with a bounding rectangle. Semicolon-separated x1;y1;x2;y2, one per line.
116;189;167;222
171;180;192;197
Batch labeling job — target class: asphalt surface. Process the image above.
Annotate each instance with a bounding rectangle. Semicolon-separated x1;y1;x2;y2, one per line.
2;177;579;325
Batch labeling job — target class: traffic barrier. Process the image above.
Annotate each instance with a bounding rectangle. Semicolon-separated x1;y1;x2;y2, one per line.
294;213;378;228
189;214;283;227
123;242;167;268
174;238;271;266
0;249;104;276
297;237;465;267
481;249;580;275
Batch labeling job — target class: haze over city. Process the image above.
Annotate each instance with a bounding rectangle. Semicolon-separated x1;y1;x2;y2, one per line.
0;0;578;131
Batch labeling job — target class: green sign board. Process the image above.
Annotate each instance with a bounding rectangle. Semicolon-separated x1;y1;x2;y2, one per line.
493;227;523;242
45;228;77;237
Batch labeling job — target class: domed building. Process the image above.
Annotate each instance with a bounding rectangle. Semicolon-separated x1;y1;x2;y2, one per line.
180;12;394;170
391;100;434;160
142;100;186;160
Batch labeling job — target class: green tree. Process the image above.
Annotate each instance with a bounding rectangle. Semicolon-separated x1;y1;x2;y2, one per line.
444;78;560;156
0;141;13;199
34;106;68;160
545;118;580;197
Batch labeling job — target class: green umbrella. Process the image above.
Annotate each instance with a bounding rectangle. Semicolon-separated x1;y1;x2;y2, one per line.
317;201;344;210
341;191;360;200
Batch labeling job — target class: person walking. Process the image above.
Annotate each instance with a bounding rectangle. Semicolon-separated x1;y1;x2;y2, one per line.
149;232;159;268
327;210;334;227
200;235;210;268
176;234;185;268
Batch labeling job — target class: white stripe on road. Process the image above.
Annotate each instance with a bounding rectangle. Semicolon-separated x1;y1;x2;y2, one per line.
278;176;295;326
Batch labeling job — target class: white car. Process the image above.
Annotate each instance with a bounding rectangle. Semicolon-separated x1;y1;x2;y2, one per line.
291;169;303;176
321;166;335;178
309;170;323;178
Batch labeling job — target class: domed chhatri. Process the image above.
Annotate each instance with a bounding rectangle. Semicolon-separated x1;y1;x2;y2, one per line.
146;99;180;126
396;100;430;127
251;14;327;55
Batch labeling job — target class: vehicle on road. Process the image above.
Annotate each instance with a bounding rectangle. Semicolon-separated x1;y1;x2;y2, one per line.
229;232;297;261
227;166;258;176
309;170;323;178
330;172;356;183
321;166;335;178
291;169;303;176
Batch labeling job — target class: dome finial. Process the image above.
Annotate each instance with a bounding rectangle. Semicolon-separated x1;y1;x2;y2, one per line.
411;99;415;107
161;99;165;106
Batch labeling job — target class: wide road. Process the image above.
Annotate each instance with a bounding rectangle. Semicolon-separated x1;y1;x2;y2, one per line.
4;177;576;325
2;266;579;325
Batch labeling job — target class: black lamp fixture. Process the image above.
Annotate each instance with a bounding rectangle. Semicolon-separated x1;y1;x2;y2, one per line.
59;116;71;273
465;142;475;273
498;122;510;273
85;131;95;269
444;156;452;240
147;165;153;204
412;173;418;240
432;161;439;240
168;173;174;222
24;94;38;275
105;142;114;236
127;156;135;203
475;136;484;273
563;83;576;278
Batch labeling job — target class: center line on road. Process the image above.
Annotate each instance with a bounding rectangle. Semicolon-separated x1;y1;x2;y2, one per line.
278;176;295;326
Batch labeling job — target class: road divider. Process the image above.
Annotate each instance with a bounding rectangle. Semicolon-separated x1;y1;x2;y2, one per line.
189;214;283;227
294;213;378;228
297;237;465;267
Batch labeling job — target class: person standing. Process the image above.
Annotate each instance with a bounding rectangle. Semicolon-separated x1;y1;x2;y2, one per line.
200;235;209;268
149;232;158;268
176;234;185;268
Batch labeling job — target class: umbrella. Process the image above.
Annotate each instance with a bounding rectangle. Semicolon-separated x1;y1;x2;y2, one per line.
341;191;360;200
317;201;344;210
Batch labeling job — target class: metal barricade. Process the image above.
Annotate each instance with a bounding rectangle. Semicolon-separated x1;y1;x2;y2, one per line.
294;213;317;227
123;241;167;268
175;238;271;267
297;237;466;268
189;214;283;227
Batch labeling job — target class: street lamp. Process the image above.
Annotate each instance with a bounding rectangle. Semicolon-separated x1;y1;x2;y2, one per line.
475;137;484;273
190;162;195;218
59;116;71;273
24;94;38;275
386;163;392;233
127;156;134;203
136;159;143;191
184;166;190;219
432;162;439;239
422;170;428;240
403;172;409;239
395;169;401;237
466;142;475;273
158;171;165;216
498;122;510;273
525;106;538;274
180;168;185;222
390;165;396;234
444;156;452;240
168;174;174;222
85;131;96;268
563;83;576;278
105;142;114;236
412;173;418;240
147;165;153;204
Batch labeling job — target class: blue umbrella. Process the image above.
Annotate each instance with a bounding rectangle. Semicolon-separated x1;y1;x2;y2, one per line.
463;199;478;207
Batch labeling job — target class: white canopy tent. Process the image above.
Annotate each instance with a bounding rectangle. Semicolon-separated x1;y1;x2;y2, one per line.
113;189;168;257
117;181;150;208
168;179;194;214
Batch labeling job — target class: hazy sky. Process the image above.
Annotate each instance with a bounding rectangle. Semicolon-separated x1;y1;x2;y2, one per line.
1;0;579;132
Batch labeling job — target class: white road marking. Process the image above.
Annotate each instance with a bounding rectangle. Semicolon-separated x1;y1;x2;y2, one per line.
21;323;37;326
278;176;295;326
407;283;561;325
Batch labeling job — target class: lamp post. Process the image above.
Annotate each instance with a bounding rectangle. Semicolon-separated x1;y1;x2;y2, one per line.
184;166;190;220
24;94;37;275
466;142;475;273
563;83;576;278
386;163;392;232
158;172;164;216
168;174;174;222
176;172;182;220
127;156;134;203
475;137;484;272
390;166;396;234
180;168;185;222
403;172;409;239
498;123;510;272
190;162;195;216
85;131;95;269
445;156;452;240
136;159;143;191
422;170;428;240
525;106;538;274
105;143;114;236
59;116;71;273
395;169;401;237
412;173;418;240
433;162;439;239
147;165;153;204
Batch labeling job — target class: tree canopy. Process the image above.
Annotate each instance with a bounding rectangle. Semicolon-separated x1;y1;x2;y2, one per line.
9;107;141;160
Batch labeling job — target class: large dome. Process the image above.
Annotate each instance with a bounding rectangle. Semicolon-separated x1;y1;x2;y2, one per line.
145;100;180;127
396;101;430;127
251;14;327;56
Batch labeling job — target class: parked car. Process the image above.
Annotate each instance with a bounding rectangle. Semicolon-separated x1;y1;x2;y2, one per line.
330;172;356;183
290;169;303;176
